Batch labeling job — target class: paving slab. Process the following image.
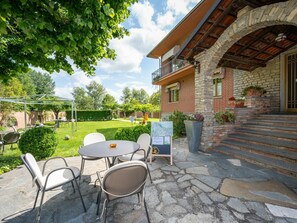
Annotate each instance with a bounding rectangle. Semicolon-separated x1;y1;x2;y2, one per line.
0;137;296;222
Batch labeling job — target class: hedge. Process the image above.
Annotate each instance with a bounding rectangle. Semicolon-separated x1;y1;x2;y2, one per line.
66;110;112;121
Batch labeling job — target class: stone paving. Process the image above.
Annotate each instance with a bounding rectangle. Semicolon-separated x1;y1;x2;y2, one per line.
0;137;297;223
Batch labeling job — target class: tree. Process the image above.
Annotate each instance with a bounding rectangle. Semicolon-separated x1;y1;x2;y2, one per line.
0;78;26;126
132;88;149;104
86;81;106;110
29;71;55;95
0;0;137;82
102;94;118;111
121;87;132;103
72;87;93;110
150;91;160;106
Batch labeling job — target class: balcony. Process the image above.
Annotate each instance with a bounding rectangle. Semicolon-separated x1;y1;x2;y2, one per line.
152;59;190;83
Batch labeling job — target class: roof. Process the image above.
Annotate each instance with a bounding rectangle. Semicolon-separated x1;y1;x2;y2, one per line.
146;0;218;59
176;0;296;71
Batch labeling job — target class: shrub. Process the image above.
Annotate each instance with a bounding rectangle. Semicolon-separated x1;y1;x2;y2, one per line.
114;125;150;141
19;127;58;160
65;110;112;121
168;111;188;137
214;110;236;125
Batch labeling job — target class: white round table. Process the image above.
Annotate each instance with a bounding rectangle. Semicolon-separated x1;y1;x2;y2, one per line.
78;140;140;166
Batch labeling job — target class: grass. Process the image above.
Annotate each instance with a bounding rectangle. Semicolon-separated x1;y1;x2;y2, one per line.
0;120;136;175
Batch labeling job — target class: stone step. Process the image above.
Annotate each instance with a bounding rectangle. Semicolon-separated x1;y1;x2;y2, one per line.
247;119;297;127
241;123;297;134
235;128;297;142
256;114;297;121
220;139;297;161
228;133;297;149
213;145;297;178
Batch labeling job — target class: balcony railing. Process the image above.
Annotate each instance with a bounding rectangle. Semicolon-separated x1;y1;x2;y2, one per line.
152;59;189;83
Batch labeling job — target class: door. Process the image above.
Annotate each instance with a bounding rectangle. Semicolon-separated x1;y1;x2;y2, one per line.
286;52;297;112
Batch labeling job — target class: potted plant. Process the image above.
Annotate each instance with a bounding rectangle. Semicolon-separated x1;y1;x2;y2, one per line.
241;85;266;97
228;96;245;108
184;113;204;153
214;110;235;125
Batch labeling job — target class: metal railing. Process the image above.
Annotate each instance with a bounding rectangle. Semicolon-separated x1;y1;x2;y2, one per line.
152;59;189;83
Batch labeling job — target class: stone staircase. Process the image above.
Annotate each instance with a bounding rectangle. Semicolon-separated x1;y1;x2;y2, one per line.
213;114;297;178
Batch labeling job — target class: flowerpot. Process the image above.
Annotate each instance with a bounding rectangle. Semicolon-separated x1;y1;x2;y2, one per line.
184;120;203;153
246;89;262;97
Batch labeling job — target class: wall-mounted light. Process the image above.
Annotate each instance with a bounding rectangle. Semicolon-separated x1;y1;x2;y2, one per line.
275;33;286;42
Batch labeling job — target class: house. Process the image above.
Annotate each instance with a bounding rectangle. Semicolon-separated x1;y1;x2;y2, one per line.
148;0;297;177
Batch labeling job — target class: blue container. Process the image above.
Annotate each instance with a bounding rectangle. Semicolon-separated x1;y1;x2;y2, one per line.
184;120;203;153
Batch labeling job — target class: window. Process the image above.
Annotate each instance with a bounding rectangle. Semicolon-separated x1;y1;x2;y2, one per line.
213;78;222;97
169;88;179;102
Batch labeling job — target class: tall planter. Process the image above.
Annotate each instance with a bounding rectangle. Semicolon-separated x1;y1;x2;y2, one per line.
184;120;203;153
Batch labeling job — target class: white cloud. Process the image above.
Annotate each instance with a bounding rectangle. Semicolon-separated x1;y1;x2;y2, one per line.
156;11;175;29
166;0;201;16
96;1;168;74
55;86;73;100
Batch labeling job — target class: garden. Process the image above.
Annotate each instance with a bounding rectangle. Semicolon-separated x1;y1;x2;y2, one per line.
0;119;155;175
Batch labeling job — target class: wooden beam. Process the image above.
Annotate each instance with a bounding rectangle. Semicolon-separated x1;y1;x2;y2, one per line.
222;54;267;67
184;0;236;60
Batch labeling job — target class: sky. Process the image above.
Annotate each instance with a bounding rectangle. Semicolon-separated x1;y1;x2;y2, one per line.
52;0;201;102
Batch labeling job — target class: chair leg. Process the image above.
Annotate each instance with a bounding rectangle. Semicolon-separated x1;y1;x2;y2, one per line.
71;181;75;193
103;201;108;223
37;189;46;223
144;197;150;223
73;178;86;212
32;189;40;209
96;189;102;215
80;158;85;180
145;162;153;183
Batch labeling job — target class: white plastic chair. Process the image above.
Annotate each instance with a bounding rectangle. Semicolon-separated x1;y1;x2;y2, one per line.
21;153;86;223
96;161;150;223
80;133;107;178
118;133;152;183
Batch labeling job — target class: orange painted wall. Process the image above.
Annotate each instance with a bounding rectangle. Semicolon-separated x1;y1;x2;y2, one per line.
161;74;195;113
213;68;234;112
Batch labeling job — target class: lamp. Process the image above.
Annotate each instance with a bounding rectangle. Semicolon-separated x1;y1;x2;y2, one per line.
275;33;286;42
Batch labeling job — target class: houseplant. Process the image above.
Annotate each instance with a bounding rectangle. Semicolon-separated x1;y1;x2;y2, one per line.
241;85;266;97
214;110;235;125
184;113;204;153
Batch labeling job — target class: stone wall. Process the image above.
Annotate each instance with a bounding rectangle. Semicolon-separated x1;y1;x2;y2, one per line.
233;56;280;112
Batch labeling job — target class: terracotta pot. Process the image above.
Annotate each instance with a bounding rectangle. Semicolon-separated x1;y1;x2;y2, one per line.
246;89;263;97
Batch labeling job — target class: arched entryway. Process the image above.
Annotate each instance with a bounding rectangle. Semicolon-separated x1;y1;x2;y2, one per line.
194;1;297;150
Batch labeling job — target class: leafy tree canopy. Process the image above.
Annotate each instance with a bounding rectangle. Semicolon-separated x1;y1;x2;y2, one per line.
149;91;160;106
102;94;118;111
72;81;106;110
0;0;137;81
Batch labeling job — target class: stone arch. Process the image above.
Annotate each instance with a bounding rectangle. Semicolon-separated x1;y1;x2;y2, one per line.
194;1;297;151
204;0;297;74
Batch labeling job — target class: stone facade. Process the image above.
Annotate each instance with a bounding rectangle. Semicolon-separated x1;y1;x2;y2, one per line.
233;57;280;112
194;1;297;150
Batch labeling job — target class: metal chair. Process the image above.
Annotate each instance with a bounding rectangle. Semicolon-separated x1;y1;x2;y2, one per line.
20;153;86;223
118;133;152;183
1;131;20;154
96;161;150;223
80;133;108;178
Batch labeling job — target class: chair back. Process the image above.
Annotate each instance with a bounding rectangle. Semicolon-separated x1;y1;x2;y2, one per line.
102;161;147;201
21;153;44;188
3;132;20;144
83;133;106;146
137;133;151;153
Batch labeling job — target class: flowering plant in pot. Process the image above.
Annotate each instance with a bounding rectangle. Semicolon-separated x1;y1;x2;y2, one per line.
241;85;266;97
214;110;235;125
228;96;245;108
184;113;204;153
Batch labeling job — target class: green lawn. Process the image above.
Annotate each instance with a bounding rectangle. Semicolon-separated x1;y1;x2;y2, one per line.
0;120;135;175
